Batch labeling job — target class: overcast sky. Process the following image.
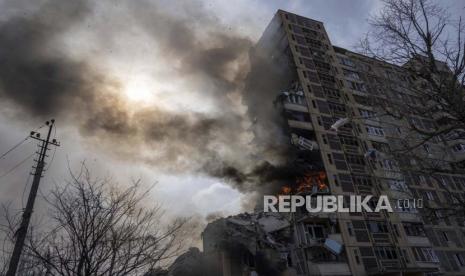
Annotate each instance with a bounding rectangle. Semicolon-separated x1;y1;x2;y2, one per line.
0;0;464;232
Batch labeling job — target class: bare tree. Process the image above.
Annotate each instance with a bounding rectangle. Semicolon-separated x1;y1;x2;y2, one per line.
1;165;187;276
359;0;465;222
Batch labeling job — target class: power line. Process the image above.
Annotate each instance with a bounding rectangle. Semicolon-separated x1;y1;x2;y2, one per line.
0;123;46;161
0;152;35;179
0;137;29;160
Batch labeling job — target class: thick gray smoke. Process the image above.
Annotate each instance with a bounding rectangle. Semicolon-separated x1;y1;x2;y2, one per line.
0;0;294;194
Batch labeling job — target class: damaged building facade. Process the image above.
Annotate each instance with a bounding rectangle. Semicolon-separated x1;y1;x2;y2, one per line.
197;10;465;276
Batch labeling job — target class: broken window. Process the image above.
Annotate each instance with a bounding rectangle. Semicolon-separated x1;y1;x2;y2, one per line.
285;92;306;105
285;110;310;122
290;128;314;140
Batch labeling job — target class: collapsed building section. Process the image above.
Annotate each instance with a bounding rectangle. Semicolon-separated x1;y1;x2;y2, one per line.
202;211;348;276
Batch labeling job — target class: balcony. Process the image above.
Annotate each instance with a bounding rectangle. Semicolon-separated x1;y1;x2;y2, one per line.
351;89;368;97
341;144;363;155
347;163;368;174
361;118;381;127
396;212;422;222
382;186;408;198
288;119;314;130
325;94;344;104
366;134;388;143
307;262;351;276
367;263;439;275
337;126;355;136
371;233;390;243
414;261;440;270
291;134;319;151
330;110;347;118
300;234;343;249
283;102;308;113
406;236;431;247
377;170;403;180
378;259;401;271
355;183;373;195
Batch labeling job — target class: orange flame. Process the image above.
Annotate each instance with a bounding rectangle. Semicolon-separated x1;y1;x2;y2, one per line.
280;186;292;195
279;171;328;195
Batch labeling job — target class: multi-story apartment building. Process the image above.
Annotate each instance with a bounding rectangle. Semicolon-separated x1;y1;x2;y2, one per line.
201;10;465;276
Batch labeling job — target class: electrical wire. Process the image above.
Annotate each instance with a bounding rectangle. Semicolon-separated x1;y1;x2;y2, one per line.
0;123;46;161
0;152;36;179
0;137;29;160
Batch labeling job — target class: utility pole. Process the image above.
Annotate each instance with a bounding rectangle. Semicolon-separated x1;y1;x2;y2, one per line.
6;119;60;276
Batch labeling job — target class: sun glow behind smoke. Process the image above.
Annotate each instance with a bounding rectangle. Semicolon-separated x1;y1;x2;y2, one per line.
0;0;257;219
122;74;156;104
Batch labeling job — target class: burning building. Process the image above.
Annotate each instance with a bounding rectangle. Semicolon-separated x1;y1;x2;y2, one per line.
184;9;465;276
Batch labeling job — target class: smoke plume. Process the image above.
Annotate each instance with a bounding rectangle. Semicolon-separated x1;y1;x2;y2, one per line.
0;0;295;194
